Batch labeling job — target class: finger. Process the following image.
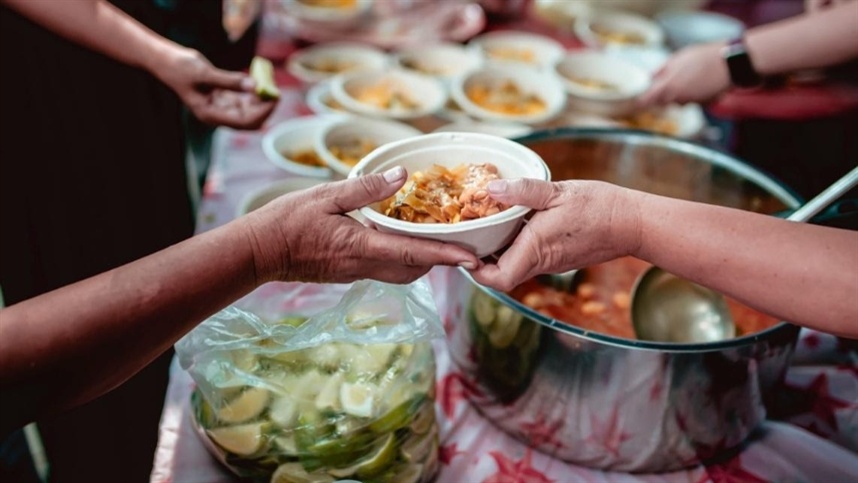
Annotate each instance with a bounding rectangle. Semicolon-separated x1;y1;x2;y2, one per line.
325;167;408;213
202;66;255;92
639;77;668;107
362;229;479;269
468;229;541;292
235;98;278;130
485;178;559;210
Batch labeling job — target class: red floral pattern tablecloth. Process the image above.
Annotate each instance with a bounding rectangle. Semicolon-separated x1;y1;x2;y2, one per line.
150;92;857;482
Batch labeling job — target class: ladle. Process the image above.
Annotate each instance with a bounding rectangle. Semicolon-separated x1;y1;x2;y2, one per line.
630;165;858;343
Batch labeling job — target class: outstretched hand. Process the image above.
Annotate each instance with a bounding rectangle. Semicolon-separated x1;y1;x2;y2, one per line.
247;167;481;285
469;179;642;292
639;42;731;107
155;47;277;130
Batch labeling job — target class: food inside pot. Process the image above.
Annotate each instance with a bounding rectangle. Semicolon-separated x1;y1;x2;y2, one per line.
380;163;508;223
192;319;439;483
285;149;326;167
510;257;780;339
466;80;546;116
591;24;647;45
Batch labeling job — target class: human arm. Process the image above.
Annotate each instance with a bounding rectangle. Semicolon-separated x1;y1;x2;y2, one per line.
0;167;479;434
0;0;276;129
640;1;858;105
469;178;858;338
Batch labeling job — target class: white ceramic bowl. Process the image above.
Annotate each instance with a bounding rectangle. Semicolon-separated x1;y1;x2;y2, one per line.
394;43;483;83
575;9;665;49
450;65;566;125
349;132;551;257
284;0;373;29
468;31;565;69
237;178;328;217
330;69;447;120
433;120;532;139
655;11;744;50
316;117;423;178
262;114;347;178
554;51;651;117
288;42;388;84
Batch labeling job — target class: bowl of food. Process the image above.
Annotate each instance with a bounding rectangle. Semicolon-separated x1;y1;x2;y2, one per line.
433;120;532;139
468;31;566;69
656;10;744;50
575;9;665;49
237;178;328;218
262;115;347;178
316;117;423;178
306;81;349;114
394;43;483;83
450;65;566;125
284;0;374;29
288;42;388;84
555;51;651;117
330;69;447;120
349;132;551;257
443;128;802;472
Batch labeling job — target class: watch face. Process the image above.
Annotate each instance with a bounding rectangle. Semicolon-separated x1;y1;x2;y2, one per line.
724;42;761;88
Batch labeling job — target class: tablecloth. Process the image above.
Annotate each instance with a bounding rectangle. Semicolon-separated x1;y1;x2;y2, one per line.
150;90;858;481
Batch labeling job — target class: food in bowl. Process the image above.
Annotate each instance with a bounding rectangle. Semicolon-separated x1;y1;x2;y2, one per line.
300;57;357;74
381;163;508;224
510;257;780;340
398;58;451;77
288;43;387;84
590;23;648;46
353;81;420;111
484;46;536;64
469;31;565;69
297;0;356;7
466;80;546;116
331;70;446;120
285;148;326;168
329;138;377;167
563;75;621;93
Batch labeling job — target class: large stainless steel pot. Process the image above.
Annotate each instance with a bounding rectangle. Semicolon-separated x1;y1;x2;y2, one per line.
444;129;803;473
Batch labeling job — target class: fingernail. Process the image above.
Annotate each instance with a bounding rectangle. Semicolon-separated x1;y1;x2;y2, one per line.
382;166;405;183
487;180;507;194
458;261;477;270
240;77;255;91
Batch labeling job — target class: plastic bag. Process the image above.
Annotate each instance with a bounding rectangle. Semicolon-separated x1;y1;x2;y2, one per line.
175;279;441;483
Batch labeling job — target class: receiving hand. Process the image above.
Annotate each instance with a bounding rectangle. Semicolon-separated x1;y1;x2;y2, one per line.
639;42;731;106
246;167;481;285
154;47;277;130
468;179;641;292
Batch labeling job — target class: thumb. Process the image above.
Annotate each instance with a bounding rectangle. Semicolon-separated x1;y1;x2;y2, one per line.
486;178;559;210
328;166;407;213
202;66;255;92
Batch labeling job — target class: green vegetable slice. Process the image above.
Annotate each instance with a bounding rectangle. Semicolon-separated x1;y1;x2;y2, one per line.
356;433;397;479
271;462;333;483
250;56;280;100
218;387;270;424
207;422;267;456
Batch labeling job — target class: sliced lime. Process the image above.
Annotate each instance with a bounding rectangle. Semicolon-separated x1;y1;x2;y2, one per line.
390;463;424;483
400;423;438;463
314;372;343;411
207;422;267;456
368;394;425;434
408;400;435;435
269;396;298;427
217;387;270;424
356;433;397;479
488;305;522;349
340;381;376;418
271;462;333;483
250;56;280;100
472;292;496;329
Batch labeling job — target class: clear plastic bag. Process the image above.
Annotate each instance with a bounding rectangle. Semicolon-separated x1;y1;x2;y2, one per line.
176;280;441;483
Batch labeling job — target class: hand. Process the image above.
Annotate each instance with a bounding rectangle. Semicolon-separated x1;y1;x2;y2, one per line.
152;47;277;130
468;179;642;292
246;167;481;285
639;42;731;107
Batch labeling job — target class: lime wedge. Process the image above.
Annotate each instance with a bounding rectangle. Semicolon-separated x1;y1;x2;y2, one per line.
368;394;425;434
488;305;522;349
400;424;438;462
391;463;424;483
217;387;270;424
271;462;333;483
250;56;280;100
207;422;266;456
473;292;496;329
356;433;397;479
340;382;376;418
408;400;435;435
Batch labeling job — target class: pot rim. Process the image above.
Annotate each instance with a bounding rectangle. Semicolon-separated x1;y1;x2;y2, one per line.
468;127;804;354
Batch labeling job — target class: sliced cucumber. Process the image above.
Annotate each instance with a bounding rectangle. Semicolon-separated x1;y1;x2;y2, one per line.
271;462;333;483
207;422;267;456
473;292;496;329
269;396;297;427
218;387;270;424
390;463;423;483
400;424;437;463
315;372;343;411
488;305;522;349
250;56;280;100
340;381;376;418
355;433;397;479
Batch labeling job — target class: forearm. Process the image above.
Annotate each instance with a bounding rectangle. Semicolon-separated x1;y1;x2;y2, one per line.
630;191;858;337
1;0;180;74
746;2;858;76
0;216;264;428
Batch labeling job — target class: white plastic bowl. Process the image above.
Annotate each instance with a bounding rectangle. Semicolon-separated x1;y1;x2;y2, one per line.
288;42;388;84
349;132;551;257
262;114;347;178
555;51;651;117
236;178;328;218
433;120;532;139
330;69;447;120
575;9;665;49
468;31;566;69
394;43;483;83
656;11;744;50
315;117;423;178
451;65;566;125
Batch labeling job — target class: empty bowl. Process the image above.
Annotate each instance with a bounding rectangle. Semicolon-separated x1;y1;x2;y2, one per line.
349;132;551;257
468;31;566;69
555;51;651;117
330;69;447;120
262;114;347;178
451;65;566;125
315;117;422;178
288;42;388;84
575;9;665;49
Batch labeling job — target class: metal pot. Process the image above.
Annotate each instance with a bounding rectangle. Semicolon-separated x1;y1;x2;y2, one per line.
444;128;802;473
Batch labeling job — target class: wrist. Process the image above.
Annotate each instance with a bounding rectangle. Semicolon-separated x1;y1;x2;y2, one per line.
240;210;290;285
607;185;644;259
721;37;764;88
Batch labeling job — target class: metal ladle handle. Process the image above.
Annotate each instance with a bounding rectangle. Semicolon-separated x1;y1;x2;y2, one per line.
787;165;858;223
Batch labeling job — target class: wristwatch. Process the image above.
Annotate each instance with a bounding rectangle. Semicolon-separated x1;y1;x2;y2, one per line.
722;37;762;88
